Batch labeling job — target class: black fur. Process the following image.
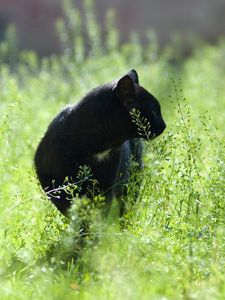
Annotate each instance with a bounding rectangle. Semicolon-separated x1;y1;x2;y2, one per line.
34;70;166;214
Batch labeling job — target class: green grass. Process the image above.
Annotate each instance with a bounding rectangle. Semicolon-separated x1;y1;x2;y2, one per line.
0;2;225;299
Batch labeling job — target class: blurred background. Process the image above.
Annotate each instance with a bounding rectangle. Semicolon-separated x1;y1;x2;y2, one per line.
0;0;225;56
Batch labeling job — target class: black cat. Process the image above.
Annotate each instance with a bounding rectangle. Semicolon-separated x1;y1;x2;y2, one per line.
34;70;166;215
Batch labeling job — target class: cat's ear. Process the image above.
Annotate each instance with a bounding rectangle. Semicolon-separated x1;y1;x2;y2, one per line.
127;69;139;84
114;75;136;108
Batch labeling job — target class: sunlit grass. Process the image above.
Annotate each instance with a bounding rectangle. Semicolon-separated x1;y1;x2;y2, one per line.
0;2;225;299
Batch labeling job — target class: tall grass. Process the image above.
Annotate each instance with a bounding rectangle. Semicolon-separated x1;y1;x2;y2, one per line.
0;1;225;299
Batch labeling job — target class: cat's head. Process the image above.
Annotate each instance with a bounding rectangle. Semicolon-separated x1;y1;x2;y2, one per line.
114;69;166;140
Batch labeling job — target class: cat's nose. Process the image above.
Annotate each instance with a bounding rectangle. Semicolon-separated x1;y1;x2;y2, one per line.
161;120;166;132
155;120;166;136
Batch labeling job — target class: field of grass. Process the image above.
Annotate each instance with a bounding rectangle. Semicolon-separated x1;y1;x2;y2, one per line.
0;2;225;299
